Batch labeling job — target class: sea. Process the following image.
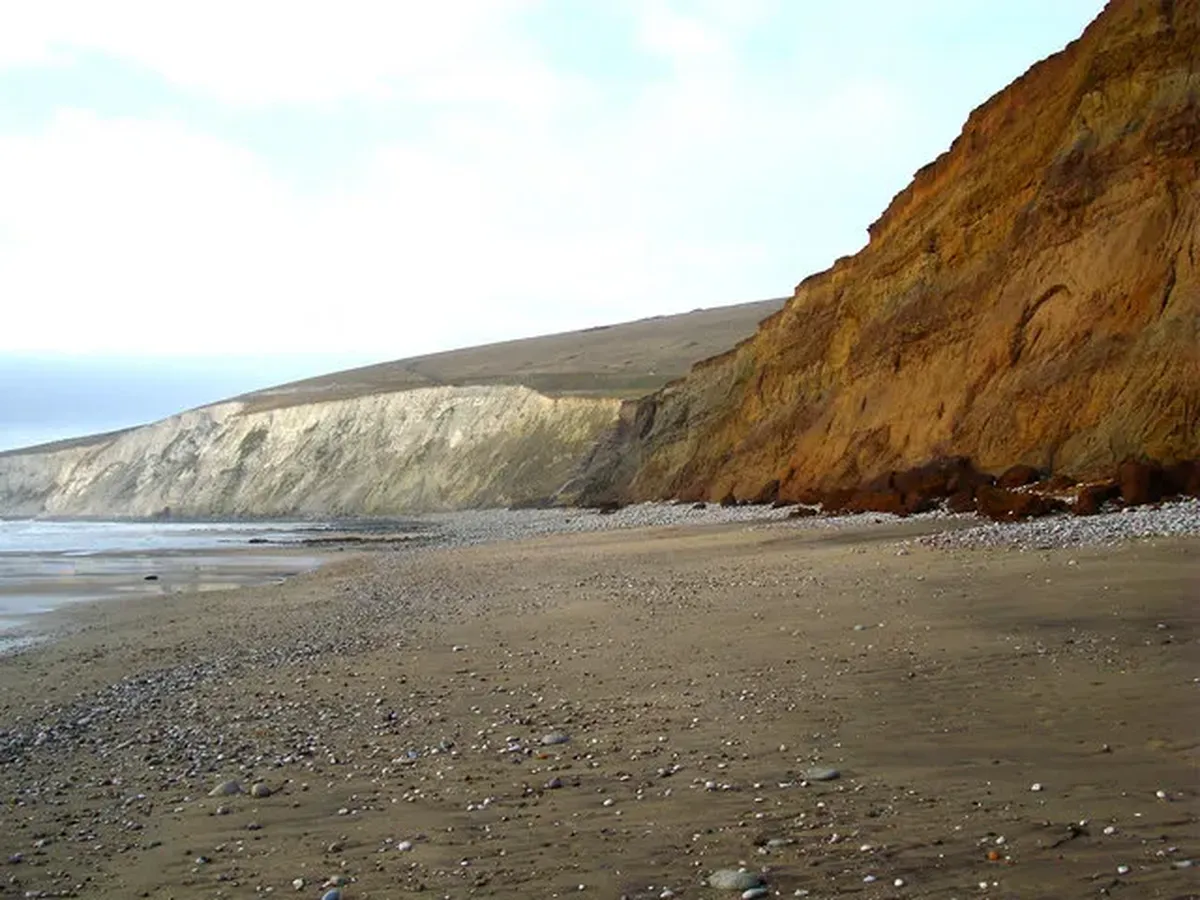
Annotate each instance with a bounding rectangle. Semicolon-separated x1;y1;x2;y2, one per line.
0;519;337;653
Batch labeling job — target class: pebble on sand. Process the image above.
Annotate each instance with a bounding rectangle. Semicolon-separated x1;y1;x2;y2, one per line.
803;766;840;782
208;779;243;797
250;782;272;798
541;731;571;745
709;869;765;891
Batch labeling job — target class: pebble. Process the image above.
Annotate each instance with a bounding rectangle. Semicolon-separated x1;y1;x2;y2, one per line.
208;779;243;797
917;498;1200;551
709;869;764;891
541;731;571;745
803;767;840;782
250;782;272;798
742;889;770;900
321;890;342;900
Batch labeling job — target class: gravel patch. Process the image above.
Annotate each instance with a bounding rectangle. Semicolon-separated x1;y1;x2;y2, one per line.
913;498;1200;550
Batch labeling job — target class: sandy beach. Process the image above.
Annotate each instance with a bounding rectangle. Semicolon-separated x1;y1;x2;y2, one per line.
0;512;1196;899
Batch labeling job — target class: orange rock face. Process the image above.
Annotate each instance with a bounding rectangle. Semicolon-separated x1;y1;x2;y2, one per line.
588;0;1199;504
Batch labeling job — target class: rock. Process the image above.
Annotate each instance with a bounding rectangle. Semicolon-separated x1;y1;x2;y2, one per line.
1074;481;1120;515
843;489;908;516
708;869;764;891
208;779;243;797
803;766;841;782
541;731;570;746
742;889;770;900
544;777;564;790
787;505;818;518
719;491;739;507
1163;460;1200;497
1118;459;1165;505
997;464;1042;488
321;890;342;900
250;782;272;798
975;485;1063;521
946;489;977;513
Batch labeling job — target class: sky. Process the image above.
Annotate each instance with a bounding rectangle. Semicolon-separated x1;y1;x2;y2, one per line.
0;0;1106;452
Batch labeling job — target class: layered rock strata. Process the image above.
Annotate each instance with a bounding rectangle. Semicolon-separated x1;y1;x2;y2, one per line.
580;0;1199;507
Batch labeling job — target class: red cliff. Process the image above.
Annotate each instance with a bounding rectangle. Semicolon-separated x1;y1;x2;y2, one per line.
587;0;1199;506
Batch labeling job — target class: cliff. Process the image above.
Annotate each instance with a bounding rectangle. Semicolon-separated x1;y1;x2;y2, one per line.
0;300;783;517
583;0;1200;504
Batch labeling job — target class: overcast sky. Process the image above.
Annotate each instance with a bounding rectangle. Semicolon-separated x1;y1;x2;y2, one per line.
1;0;1105;451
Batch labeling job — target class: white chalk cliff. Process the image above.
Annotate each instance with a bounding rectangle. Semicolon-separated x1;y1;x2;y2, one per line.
0;386;620;517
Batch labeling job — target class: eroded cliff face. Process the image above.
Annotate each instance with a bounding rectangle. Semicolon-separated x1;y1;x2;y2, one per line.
0;387;620;517
589;0;1199;504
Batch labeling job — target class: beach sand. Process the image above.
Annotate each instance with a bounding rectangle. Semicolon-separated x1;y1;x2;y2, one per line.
0;517;1196;899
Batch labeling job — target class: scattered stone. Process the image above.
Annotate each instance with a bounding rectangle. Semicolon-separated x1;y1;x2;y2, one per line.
321;890;342;900
708;869;764;891
742;889;770;900
208;779;243;797
250;782;272;798
541;731;570;745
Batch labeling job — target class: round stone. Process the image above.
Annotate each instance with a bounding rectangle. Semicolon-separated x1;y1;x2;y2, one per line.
742;889;770;900
708;869;764;891
250;782;272;798
541;732;570;746
208;779;243;797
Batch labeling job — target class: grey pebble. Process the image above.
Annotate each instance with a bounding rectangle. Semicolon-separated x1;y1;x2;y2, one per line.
321;890;342;900
742;889;770;900
208;779;243;797
250;782;272;798
709;869;764;891
803;766;840;782
541;731;570;745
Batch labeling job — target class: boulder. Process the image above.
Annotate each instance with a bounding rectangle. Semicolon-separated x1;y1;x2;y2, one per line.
976;485;1064;521
1117;460;1165;506
997;464;1042;489
1074;481;1120;516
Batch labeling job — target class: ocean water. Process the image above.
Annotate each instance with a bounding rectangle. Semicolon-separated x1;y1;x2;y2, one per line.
0;519;333;652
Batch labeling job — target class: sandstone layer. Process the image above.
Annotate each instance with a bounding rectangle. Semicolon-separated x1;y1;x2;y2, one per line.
582;0;1199;506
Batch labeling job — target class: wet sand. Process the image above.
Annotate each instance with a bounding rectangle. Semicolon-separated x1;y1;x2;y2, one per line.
0;547;328;653
0;518;1196;899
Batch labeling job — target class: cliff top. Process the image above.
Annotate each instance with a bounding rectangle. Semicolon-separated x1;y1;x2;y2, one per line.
237;297;786;411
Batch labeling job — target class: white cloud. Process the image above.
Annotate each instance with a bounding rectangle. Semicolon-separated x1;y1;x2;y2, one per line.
0;2;1099;361
0;0;552;109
